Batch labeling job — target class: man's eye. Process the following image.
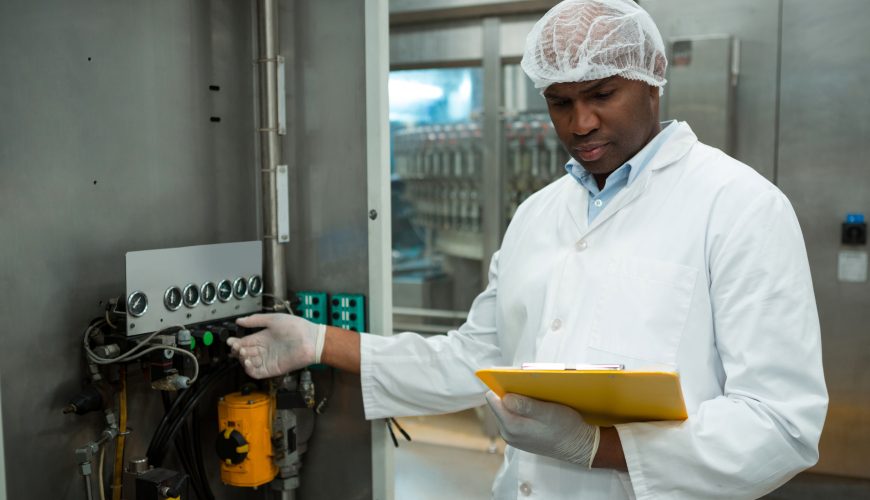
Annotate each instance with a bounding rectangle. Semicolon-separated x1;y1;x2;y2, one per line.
594;91;614;100
546;98;569;107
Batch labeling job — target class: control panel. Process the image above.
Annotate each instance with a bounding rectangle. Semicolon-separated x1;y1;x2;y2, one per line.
124;241;263;336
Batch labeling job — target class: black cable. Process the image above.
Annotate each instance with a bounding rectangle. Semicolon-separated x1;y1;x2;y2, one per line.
149;388;195;463
151;361;234;467
175;427;204;500
191;405;214;500
148;361;232;465
152;360;226;450
149;388;193;465
178;421;209;500
162;392;207;500
390;418;412;442
386;419;399;447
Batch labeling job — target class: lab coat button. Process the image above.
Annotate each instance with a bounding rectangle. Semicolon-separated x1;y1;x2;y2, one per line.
551;319;562;330
575;240;588;251
519;482;532;496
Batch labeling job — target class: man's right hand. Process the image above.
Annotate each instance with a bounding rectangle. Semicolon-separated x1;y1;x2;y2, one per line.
227;313;325;379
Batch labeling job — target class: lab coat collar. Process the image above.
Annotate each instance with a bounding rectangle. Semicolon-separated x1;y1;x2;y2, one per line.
647;121;697;172
564;121;698;236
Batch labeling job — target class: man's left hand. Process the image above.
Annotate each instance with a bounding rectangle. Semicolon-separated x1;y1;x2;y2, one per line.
485;391;600;468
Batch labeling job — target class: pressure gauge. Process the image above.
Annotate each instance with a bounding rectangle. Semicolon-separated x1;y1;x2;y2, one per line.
217;279;233;302
248;275;263;297
164;286;183;311
126;291;148;317
182;283;200;308
233;277;248;299
201;282;217;305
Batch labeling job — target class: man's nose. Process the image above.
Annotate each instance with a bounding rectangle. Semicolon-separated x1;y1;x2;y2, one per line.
570;102;600;136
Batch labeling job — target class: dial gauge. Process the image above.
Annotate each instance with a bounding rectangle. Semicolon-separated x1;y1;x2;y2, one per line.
127;291;149;317
201;282;217;305
248;275;263;297
217;279;233;302
182;283;200;308
164;286;183;311
233;277;248;299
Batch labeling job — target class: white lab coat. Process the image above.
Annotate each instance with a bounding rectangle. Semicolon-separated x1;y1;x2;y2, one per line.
361;122;828;499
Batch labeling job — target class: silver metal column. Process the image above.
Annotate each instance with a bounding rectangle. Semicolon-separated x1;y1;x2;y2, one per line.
481;16;504;283
258;0;288;303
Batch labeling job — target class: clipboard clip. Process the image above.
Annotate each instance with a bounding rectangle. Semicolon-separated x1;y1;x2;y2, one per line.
521;363;625;371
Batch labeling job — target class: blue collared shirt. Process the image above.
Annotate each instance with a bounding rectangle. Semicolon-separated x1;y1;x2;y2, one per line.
566;121;677;223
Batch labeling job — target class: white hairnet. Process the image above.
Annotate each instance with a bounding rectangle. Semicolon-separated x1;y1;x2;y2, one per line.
521;0;667;90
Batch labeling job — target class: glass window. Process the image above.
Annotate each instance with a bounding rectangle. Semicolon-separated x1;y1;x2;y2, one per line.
390;68;485;323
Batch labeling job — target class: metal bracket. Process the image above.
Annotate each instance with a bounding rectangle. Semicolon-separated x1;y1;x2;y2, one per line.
277;56;287;135
276;165;290;243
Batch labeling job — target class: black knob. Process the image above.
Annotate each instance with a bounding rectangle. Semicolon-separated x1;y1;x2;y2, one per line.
215;428;249;465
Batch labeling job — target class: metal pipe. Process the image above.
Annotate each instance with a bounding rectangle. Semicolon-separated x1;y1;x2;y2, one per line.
257;0;287;304
481;17;504;287
83;473;95;500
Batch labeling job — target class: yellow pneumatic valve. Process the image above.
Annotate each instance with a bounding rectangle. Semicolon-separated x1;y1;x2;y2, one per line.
216;391;277;487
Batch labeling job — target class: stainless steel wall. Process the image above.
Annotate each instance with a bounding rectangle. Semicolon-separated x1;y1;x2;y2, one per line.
283;0;375;497
0;0;376;497
777;0;870;478
643;0;781;182
645;0;870;479
0;1;257;498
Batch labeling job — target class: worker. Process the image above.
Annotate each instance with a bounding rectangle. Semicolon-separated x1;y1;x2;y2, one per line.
227;0;828;497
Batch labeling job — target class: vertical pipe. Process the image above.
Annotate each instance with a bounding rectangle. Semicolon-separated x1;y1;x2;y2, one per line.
481;17;503;285
257;4;297;500
82;470;95;500
258;0;287;304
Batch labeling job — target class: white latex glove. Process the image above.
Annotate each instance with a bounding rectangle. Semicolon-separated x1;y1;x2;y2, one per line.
227;313;326;379
485;391;600;469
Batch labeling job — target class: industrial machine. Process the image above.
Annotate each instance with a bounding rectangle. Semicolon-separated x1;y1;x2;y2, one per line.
0;0;390;498
65;241;367;499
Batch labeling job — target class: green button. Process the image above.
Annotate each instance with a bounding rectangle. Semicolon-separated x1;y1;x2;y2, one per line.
203;330;214;346
190;338;196;350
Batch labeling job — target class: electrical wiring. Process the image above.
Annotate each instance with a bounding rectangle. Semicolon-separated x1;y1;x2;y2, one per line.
161;393;211;500
104;309;118;330
150;362;234;467
83;322;200;384
148;361;235;466
191;406;213;500
111;366;127;500
84;321;181;362
98;444;106;500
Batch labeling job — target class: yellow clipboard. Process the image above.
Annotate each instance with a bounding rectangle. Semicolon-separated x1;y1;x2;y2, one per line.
476;365;687;426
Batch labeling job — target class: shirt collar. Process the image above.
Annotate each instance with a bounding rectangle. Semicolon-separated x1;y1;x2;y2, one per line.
565;120;678;189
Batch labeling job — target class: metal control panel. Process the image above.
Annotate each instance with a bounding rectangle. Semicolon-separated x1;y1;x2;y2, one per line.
125;241;263;336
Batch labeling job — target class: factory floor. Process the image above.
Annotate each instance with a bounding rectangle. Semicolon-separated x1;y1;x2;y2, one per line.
394;409;504;499
393;410;870;499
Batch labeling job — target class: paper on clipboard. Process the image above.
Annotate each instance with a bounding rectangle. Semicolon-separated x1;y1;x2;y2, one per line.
476;365;687;426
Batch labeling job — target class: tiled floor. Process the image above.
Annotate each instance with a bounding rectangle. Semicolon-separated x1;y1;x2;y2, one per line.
393;410;870;499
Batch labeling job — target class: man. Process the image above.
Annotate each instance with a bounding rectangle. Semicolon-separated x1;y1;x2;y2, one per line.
228;0;828;498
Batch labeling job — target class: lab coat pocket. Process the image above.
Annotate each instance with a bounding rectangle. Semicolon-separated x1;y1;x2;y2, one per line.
588;257;697;366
